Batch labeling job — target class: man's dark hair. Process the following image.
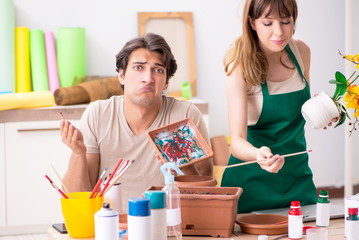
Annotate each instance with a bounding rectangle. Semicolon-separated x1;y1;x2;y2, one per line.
115;33;177;89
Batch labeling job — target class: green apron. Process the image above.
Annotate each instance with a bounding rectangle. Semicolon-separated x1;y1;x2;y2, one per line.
221;45;317;213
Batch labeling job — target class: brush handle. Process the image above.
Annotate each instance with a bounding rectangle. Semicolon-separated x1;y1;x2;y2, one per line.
223;150;312;169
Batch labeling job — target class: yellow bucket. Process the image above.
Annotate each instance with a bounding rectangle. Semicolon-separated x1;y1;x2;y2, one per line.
61;192;103;238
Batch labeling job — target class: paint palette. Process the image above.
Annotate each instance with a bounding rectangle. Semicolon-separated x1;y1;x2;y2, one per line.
147;118;213;168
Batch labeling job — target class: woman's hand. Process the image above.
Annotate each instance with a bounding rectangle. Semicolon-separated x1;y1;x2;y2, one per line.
60;119;86;155
323;117;340;130
256;146;284;173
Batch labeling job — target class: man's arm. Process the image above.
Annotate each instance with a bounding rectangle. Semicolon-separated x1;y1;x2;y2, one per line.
60;119;100;192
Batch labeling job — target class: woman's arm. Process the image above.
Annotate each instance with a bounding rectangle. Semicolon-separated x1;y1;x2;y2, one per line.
226;65;284;173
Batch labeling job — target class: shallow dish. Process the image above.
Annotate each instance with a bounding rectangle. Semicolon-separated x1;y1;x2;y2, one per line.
147;118;213;168
236;214;288;235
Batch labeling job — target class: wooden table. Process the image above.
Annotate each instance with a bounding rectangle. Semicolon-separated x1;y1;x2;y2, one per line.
48;217;345;240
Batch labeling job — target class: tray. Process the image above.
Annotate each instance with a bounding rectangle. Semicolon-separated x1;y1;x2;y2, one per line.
236;214;288;235
147;118;213;168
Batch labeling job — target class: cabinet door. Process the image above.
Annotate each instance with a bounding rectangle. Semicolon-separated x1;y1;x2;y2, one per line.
0;124;5;227
5;120;78;226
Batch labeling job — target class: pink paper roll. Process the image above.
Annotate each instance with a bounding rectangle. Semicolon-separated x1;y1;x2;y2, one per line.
44;31;60;93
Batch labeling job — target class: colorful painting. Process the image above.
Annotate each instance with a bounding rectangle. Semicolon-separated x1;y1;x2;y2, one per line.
152;122;206;166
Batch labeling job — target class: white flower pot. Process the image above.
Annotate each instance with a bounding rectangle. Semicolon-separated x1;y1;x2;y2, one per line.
301;91;340;129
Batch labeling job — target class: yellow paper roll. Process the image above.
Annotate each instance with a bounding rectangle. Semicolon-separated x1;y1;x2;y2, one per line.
15;27;32;93
0;91;54;111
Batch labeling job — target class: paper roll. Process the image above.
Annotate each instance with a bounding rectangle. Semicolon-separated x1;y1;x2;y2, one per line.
15;27;32;93
30;29;49;91
57;27;86;87
0;0;15;93
0;91;54;111
44;31;60;93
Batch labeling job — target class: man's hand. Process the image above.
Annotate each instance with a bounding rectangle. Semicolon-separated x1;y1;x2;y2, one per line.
60;119;86;155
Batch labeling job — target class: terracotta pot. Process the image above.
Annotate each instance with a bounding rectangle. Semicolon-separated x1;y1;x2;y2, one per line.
301;91;340;129
147;186;243;238
174;175;217;187
236;214;288;235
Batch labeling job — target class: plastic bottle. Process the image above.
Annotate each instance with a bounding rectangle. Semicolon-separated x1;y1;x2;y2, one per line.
104;181;124;214
346;207;359;240
160;162;184;240
144;190;167;240
288;201;303;239
127;197;151;240
94;203;119;240
181;81;192;99
316;190;330;227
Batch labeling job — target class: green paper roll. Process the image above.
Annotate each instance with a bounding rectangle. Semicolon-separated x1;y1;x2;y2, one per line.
15;27;32;93
0;0;15;93
30;29;49;91
57;27;86;87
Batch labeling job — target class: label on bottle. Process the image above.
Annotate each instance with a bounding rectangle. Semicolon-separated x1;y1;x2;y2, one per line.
316;202;330;227
288;215;303;239
167;208;181;226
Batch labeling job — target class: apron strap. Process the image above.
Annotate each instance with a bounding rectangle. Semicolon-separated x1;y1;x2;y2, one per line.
262;44;308;96
285;45;307;82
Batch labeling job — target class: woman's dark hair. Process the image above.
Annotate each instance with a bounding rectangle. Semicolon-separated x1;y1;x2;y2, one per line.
115;33;177;87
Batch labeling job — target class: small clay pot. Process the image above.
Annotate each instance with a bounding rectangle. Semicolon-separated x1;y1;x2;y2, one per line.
237;214;288;235
174;175;217;187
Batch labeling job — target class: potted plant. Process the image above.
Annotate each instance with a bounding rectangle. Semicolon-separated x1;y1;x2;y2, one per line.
302;51;359;134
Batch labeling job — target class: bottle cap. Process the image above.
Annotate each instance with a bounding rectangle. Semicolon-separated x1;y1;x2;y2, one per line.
348;207;358;215
291;201;301;208
128;197;151;217
319;190;329;198
144;191;166;209
94;203;118;217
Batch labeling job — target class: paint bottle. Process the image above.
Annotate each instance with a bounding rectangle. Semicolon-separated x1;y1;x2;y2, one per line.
94;203;119;240
316;190;330;227
144;190;167;240
346;207;359;240
128;197;151;240
161;163;184;240
288;201;303;239
181;81;192;99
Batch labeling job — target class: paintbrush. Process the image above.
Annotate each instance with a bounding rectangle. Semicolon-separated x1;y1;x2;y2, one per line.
222;150;312;169
98;158;123;197
89;167;108;199
45;175;68;199
104;159;135;195
50;164;73;199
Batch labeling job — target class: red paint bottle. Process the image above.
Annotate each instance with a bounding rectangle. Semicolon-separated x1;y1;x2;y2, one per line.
288;201;303;239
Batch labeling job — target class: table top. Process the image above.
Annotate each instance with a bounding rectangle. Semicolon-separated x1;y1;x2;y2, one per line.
47;217;345;240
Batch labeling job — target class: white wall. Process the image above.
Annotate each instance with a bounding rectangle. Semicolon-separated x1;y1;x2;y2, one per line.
14;0;349;187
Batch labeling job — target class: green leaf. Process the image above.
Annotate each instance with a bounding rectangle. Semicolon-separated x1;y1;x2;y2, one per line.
329;80;346;85
333;71;348;99
334;111;346;128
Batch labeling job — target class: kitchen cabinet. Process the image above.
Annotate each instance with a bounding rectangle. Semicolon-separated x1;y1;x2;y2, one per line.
0;124;5;227
4;120;78;227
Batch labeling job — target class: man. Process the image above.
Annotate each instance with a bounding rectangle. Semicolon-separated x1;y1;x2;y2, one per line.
60;33;212;211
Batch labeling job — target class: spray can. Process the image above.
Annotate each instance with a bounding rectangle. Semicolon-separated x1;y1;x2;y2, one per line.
127;197;151;240
160;163;184;240
316;190;330;227
94;203;119;240
144;190;167;240
288;201;303;239
104;181;124;214
346;207;359;240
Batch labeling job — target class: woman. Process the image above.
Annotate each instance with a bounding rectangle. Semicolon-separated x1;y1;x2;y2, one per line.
221;0;317;213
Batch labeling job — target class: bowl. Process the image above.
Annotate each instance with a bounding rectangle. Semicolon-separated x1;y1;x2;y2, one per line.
236;214;288;235
147;118;213;168
174;175;217;187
